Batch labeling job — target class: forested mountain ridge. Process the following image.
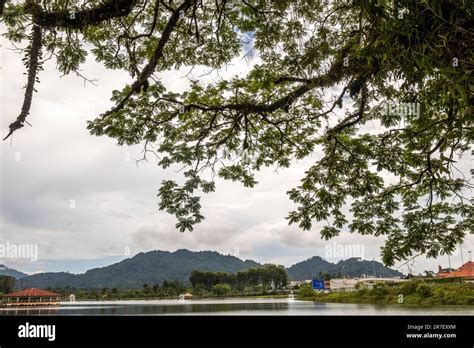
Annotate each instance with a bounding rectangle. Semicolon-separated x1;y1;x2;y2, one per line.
287;257;403;280
15;250;403;289
17;249;260;289
0;264;28;279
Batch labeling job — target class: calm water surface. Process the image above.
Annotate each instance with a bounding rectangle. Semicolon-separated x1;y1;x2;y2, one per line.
1;298;473;315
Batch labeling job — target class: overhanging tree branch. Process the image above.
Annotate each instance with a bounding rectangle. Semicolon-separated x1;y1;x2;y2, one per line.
0;0;7;16
3;24;42;141
180;60;346;116
102;0;196;117
25;0;140;29
3;0;143;140
2;0;471;264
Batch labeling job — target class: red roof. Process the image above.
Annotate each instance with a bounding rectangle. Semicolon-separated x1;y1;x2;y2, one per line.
2;288;60;298
437;261;474;278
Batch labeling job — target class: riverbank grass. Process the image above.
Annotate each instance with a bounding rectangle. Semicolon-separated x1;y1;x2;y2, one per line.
298;280;474;306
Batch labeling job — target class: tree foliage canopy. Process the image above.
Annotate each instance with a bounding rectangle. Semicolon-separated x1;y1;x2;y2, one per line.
190;264;288;291
2;0;473;265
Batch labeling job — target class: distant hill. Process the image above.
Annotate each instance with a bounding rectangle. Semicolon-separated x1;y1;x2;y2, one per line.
287;257;403;280
0;264;27;279
15;250;404;289
17;249;260;289
286;256;334;280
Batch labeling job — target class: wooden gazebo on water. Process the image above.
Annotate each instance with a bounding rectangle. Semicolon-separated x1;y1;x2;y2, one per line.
1;288;61;307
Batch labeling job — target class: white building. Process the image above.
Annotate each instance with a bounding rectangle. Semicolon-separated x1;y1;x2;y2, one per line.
330;277;406;292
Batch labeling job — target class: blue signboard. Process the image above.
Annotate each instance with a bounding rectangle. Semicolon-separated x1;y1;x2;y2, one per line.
312;279;325;290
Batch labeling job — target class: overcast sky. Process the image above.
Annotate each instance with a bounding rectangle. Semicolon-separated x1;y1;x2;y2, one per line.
0;25;472;276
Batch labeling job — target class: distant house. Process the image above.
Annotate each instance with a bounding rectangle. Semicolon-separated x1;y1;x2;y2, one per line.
1;288;61;307
179;293;193;300
324;280;331;289
330;277;406;292
330;278;358;292
287;280;312;288
436;261;474;280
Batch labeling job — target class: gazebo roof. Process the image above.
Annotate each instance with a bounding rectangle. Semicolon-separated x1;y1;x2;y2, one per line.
2;288;60;297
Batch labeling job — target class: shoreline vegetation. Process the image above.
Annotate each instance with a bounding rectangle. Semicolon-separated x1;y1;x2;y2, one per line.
60;294;290;302
297;280;474;306
17;265;290;302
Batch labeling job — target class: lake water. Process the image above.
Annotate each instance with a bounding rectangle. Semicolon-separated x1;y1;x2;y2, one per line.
1;298;473;315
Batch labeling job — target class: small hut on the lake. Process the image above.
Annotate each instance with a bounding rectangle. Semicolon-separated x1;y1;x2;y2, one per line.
179;292;193;300
1;288;61;307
